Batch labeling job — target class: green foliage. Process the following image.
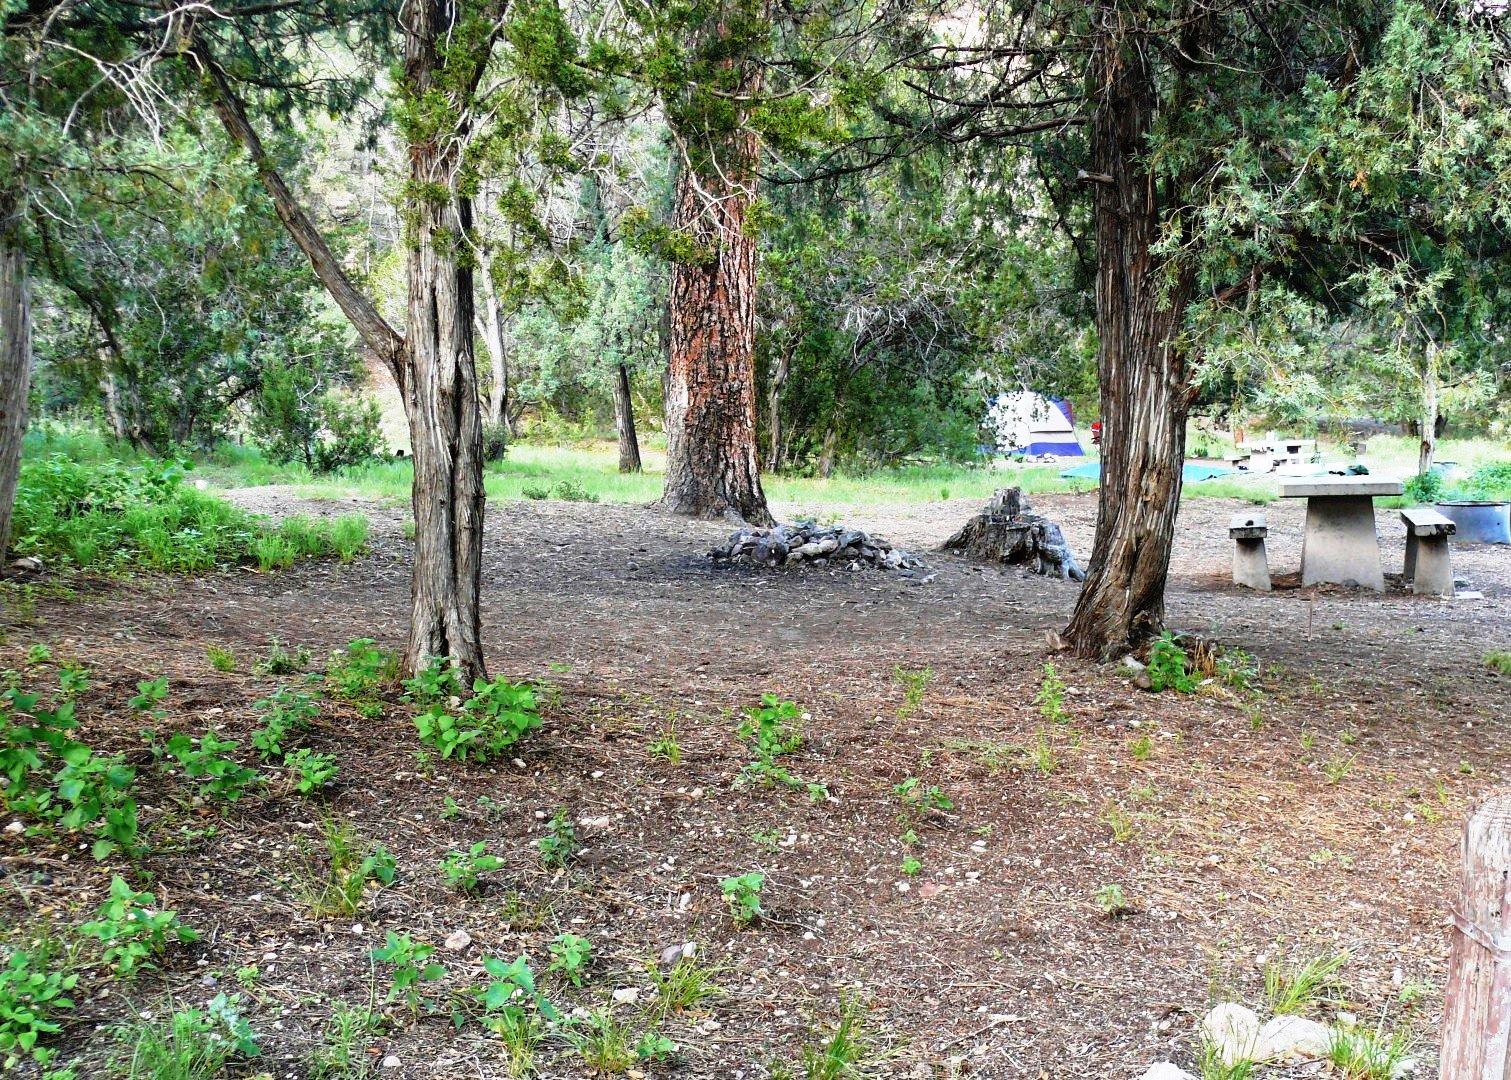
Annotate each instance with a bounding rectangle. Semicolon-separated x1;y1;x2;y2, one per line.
1264;952;1348;1015
1325;1022;1414;1080
1093;883;1131;918
254;514;370;570
299;820;397;917
465;954;558;1075
1035;663;1070;723
1456;461;1511;502
0;681;140;859
440;842;504;894
0;948;78;1070
796;995;878;1080
254;639;312;676
547;933;592;986
891;666;933;720
406;663;543;763
566;1007;674;1072
1486;650;1511;676
252;686;319;760
736;694;825;799
1146;633;1199;694
325;638;399;714
251;354;384;474
537;807;579;868
371;932;445;1012
161;731;262;802
310;1003;381;1080
893;777;952;816
111;994;261;1079
719;871;765;926
205;645;236;673
1403;470;1443;504
648;957;720;1016
648;724;682;764
285;748;339;795
78;875;199;976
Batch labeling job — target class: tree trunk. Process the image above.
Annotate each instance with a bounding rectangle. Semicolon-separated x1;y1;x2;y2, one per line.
400;0;486;680
658;54;772;524
766;346;790;471
614;362;642;472
1417;342;1439;478
1062;10;1196;659
475;244;511;432
817;421;838;479
193;20;486;679
0;190;30;559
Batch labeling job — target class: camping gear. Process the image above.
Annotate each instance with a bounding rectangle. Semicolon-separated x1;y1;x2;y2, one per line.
987;391;1086;457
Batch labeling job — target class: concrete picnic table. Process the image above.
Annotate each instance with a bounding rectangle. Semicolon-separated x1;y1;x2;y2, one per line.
1279;476;1403;591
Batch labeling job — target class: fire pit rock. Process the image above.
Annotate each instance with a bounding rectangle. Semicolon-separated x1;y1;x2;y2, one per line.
711;521;924;571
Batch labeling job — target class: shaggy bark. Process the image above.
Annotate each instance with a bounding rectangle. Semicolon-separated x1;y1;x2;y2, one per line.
0;190;30;559
193;13;487;678
1062;11;1197;658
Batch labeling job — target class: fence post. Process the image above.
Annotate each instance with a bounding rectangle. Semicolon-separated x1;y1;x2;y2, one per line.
1441;790;1511;1079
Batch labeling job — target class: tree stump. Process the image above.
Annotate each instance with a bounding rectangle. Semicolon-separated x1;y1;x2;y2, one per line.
941;487;1085;581
1441;789;1511;1079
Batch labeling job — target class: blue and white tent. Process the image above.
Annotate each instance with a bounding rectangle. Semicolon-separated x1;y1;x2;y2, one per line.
987;391;1085;456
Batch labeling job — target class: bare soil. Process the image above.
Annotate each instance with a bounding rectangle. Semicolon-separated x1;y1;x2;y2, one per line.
3;487;1508;1079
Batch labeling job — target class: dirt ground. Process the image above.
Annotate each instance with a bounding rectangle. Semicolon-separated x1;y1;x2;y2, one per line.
3;486;1508;1079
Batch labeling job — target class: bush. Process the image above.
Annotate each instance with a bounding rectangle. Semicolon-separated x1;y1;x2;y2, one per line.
0;948;77;1069
1457;461;1511;502
404;664;543;764
481;422;509;463
1402;470;1444;504
1;680;139;859
10;454;368;573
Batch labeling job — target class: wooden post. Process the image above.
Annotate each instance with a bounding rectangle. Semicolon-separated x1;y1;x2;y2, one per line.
1441;790;1511;1079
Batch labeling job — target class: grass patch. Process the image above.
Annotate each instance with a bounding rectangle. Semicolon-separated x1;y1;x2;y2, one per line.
9;449;367;575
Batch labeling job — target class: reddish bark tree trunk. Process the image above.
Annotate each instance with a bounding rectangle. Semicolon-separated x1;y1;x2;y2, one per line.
0;190;30;559
658;30;772;525
1062;9;1196;658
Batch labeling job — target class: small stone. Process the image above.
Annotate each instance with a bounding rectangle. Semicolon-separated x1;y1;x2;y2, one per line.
612;988;640;1004
381;1055;401;1069
4;821;22;835
1200;1003;1262;1066
444;930;472;951
9;556;42;572
658;944;684;968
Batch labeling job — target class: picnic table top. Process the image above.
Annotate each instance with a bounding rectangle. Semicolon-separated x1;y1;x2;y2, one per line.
1278;476;1404;499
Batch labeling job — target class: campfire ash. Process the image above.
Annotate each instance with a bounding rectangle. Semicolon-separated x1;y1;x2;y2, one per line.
711;521;924;571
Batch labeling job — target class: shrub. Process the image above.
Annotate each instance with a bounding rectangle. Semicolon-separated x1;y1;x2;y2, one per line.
1146;632;1199;693
439;842;504;894
0;949;78;1069
79;875;199;976
405;664;543;763
481;421;510;463
9;452;368;574
720;872;765;926
252;687;319;759
110;993;260;1079
1402;470;1443;505
0;682;139;859
160;731;262;802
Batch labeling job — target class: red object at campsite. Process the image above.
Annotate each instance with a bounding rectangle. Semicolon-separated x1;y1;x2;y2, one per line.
1091;421;1102;445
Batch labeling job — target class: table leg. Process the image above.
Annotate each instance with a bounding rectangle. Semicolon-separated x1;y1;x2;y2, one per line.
1300;495;1385;590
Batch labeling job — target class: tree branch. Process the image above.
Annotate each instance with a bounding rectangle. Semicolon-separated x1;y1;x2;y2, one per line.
186;34;407;387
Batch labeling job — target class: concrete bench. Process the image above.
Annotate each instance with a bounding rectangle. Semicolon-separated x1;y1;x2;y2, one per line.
1229;513;1270;591
1401;508;1456;597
